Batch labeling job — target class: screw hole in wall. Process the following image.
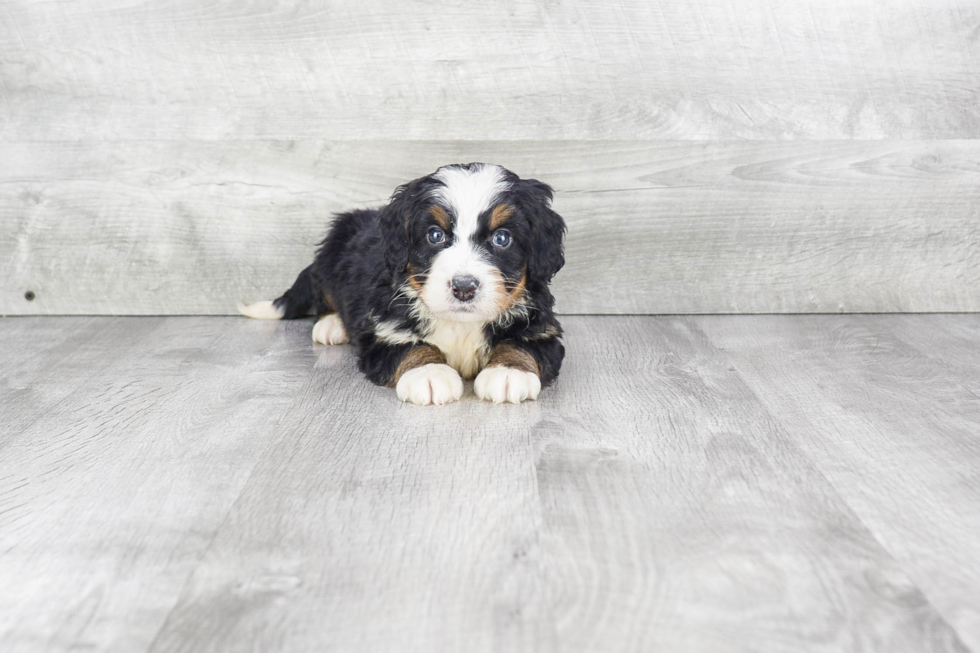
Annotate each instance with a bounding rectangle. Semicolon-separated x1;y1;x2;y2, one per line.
25;291;36;301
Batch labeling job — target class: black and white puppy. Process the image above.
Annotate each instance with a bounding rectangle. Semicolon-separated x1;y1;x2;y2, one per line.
240;163;565;405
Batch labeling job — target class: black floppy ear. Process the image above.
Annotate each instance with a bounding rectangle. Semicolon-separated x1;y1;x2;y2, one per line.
378;180;424;276
518;179;566;284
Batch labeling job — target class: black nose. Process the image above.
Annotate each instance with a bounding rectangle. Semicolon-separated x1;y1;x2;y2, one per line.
451;275;480;302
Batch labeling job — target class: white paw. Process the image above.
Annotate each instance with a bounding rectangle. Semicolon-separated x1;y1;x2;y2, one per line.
312;314;349;345
474;367;541;404
396;364;464;406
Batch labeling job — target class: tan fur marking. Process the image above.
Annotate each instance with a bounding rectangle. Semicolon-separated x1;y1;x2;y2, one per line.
509;273;527;300
490;204;515;231
486;342;539;375
527;324;560;340
393;344;447;385
491;270;527;315
430;205;450;230
407;264;424;291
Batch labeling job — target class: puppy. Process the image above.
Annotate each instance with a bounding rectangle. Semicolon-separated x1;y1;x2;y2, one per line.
240;163;565;405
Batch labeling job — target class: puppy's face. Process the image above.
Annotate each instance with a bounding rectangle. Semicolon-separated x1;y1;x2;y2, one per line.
384;163;565;324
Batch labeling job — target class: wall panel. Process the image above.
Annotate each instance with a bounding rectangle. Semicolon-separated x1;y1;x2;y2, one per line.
3;140;978;315
2;0;978;141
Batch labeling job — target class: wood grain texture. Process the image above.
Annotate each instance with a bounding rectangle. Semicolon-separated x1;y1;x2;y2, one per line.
534;316;967;652
0;317;316;653
1;317;148;443
147;336;556;653
697;314;980;651
2;315;974;652
3;140;980;315
876;314;980;398
2;0;978;140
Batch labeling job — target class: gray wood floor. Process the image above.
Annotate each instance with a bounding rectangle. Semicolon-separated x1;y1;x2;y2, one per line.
1;315;978;653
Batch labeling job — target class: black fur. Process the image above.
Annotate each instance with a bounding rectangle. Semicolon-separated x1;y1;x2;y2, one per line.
269;163;566;389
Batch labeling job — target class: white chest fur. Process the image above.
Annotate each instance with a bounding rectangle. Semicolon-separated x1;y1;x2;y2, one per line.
423;319;490;379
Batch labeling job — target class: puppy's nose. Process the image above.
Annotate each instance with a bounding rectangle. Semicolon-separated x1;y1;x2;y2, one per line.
451;275;480;302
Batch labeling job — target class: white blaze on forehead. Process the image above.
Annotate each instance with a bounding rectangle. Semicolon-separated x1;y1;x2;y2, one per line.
421;164;511;324
431;164;510;243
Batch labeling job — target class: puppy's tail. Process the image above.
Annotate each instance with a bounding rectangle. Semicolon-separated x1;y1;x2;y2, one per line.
239;265;319;320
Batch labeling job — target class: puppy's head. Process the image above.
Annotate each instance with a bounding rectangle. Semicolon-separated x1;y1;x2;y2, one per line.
380;163;565;323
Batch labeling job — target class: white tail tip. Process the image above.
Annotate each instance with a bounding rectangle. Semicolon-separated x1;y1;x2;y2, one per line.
238;300;284;320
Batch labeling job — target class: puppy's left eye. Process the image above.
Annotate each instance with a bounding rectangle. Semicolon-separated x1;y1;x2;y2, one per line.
428;227;446;244
491;229;512;249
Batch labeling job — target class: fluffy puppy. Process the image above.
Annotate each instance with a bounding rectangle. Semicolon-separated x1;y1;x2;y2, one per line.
240;163;565;405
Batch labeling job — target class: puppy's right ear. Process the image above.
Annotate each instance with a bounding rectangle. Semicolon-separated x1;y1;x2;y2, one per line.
378;180;425;276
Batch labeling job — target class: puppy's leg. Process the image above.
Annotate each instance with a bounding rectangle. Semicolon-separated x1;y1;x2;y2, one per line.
393;345;463;406
475;338;563;404
312;313;349;345
360;342;463;406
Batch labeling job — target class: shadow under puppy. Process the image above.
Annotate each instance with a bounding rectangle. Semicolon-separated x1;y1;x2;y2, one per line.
240;163;565;405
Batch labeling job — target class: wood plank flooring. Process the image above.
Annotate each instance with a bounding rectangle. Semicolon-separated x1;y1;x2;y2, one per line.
0;315;977;652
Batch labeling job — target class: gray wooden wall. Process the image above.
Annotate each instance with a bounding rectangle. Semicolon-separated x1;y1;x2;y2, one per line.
2;1;979;315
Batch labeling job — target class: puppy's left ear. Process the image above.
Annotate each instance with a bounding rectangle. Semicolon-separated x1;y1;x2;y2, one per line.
517;179;566;284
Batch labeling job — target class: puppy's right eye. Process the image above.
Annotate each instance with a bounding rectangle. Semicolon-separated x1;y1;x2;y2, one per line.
427;227;446;244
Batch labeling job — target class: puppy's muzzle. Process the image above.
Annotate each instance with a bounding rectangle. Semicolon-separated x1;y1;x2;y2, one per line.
451;275;480;302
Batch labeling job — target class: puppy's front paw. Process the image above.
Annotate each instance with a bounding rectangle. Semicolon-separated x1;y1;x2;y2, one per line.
312;314;348;345
396;364;464;406
474;367;541;404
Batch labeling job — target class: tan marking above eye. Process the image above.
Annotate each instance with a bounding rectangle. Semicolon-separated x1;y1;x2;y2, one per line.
430;205;450;230
489;204;514;231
